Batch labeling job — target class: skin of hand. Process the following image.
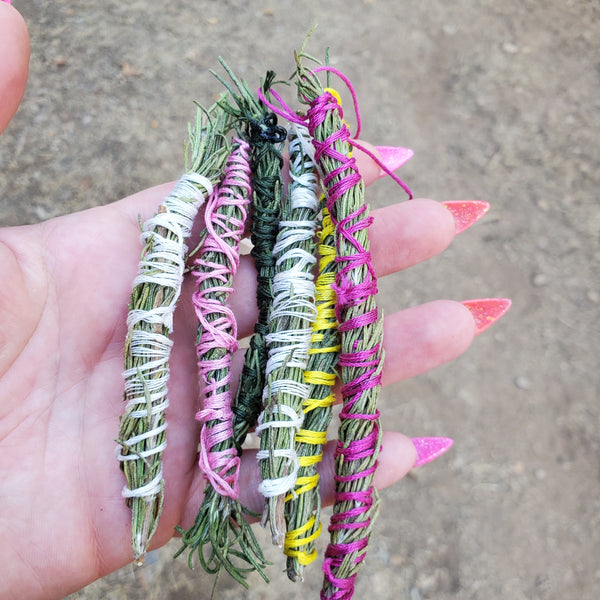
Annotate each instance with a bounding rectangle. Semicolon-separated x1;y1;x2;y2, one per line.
0;4;476;599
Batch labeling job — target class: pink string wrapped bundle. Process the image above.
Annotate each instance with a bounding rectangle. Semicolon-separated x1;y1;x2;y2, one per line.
293;62;404;600
176;139;269;586
191;140;252;498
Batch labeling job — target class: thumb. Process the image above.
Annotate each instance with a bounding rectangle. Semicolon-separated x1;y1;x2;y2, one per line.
0;2;30;134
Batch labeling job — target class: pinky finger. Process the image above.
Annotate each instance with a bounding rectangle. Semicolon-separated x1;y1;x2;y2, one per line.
316;431;417;507
191;431;418;521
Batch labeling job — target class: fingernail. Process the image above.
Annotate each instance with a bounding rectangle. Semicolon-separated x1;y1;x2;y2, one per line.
442;200;490;234
375;146;414;179
462;298;512;335
411;437;454;468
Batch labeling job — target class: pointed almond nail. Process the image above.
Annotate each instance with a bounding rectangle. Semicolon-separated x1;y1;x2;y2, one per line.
442;200;490;234
375;146;414;179
411;437;454;468
462;298;512;335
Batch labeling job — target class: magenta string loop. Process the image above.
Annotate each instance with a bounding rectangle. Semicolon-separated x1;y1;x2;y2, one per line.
258;67;412;199
256;86;306;125
314;65;363;139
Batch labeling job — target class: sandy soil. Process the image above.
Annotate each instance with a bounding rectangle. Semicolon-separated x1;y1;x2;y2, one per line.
1;1;598;599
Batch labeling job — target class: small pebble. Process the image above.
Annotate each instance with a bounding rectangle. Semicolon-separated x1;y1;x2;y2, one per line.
443;24;458;35
511;461;525;474
502;42;519;54
532;272;549;287
514;375;532;390
536;198;550;211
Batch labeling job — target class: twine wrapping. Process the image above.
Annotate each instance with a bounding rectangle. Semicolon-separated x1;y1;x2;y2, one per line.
256;124;319;546
117;105;232;562
175;139;269;587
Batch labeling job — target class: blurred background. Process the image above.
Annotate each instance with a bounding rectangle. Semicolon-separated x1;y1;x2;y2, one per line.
1;1;598;598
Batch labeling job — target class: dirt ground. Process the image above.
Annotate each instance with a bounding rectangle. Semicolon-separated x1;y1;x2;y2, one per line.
1;1;599;599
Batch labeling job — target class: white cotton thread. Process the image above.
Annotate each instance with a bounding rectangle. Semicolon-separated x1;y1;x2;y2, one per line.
263;138;319;379
117;422;168;452
292;122;317;163
117;439;167;462
256;449;300;498
122;469;163;499
264;330;314;372
258;125;321;506
255;403;305;434
130;173;213;329
118;172;213;501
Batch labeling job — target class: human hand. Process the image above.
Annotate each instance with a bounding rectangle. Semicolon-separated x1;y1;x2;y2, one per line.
0;4;492;599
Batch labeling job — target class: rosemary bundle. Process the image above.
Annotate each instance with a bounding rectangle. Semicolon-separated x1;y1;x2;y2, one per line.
175;139;269;586
115;45;419;598
116;104;231;562
190;139;251;499
283;202;340;581
295;57;386;600
256;124;320;546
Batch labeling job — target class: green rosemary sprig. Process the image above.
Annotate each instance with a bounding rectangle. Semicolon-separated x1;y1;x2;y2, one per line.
175;482;269;589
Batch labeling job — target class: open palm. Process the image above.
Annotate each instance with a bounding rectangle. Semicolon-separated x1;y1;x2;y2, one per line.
0;4;476;599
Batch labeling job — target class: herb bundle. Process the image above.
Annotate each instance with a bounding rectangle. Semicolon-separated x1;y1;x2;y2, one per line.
117;105;231;562
116;45;419;600
211;61;288;453
256;123;320;546
294;57;387;600
191;139;251;500
175;139;269;587
173;61;288;585
283;202;339;582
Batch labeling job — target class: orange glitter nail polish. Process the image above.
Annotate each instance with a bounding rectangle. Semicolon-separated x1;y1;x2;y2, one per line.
462;298;512;335
442;200;490;234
